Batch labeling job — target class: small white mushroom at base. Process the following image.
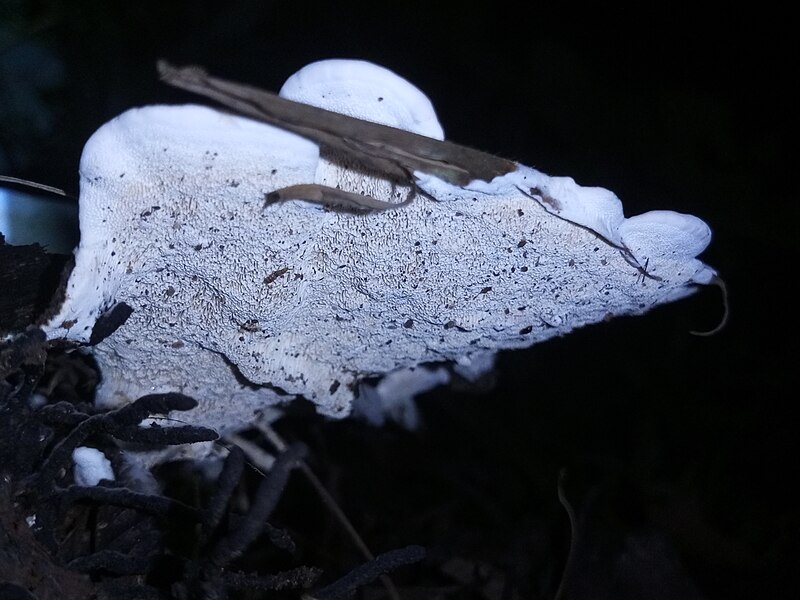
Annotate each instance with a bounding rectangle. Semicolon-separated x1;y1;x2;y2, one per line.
72;446;115;486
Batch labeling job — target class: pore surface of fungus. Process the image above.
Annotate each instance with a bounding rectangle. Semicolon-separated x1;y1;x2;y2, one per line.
41;59;717;434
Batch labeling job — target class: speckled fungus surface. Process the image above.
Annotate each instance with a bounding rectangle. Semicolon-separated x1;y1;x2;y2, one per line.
41;59;717;435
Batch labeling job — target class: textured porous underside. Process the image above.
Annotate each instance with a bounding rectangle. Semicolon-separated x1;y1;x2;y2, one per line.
41;99;713;434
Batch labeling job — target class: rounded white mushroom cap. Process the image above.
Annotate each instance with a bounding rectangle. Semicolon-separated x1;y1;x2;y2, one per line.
619;210;712;262
279;59;445;140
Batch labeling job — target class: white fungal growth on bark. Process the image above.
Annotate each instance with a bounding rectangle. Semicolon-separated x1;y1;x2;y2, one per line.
41;59;717;436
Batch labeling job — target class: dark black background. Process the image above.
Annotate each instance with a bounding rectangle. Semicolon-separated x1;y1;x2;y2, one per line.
2;2;797;598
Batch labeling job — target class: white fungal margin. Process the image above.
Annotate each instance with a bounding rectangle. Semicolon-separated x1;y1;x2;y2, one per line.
417;163;717;289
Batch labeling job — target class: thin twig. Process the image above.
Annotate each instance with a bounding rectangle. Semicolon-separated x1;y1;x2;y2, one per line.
0;175;67;196
252;418;404;600
554;468;577;600
690;273;730;336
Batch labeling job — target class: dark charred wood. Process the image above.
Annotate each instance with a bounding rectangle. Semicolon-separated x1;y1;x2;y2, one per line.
0;235;71;337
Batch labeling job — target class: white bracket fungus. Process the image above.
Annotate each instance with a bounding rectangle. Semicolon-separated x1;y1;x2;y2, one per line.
40;59;719;436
